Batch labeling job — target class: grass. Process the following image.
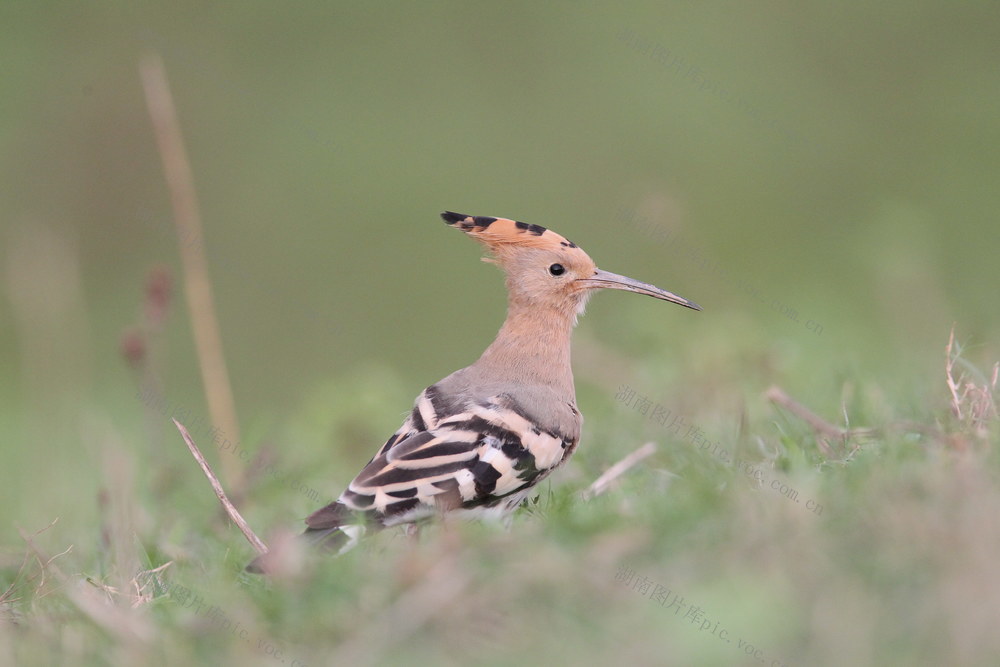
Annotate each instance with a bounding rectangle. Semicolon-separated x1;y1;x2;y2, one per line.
2;13;997;663
3;155;995;664
1;319;996;666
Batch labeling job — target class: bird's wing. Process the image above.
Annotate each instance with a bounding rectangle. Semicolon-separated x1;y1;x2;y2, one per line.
305;385;575;531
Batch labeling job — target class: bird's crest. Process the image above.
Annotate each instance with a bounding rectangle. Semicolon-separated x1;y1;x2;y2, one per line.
441;211;579;254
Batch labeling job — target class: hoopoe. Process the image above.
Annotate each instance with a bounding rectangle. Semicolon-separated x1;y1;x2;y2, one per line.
247;212;699;572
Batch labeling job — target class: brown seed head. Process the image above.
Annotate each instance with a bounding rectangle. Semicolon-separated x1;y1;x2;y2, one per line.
120;326;146;369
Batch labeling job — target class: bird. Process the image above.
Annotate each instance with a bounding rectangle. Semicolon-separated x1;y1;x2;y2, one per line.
246;211;700;572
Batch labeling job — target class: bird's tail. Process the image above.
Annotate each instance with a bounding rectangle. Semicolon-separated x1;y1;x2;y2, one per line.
244;552;270;574
244;501;368;573
302;523;365;552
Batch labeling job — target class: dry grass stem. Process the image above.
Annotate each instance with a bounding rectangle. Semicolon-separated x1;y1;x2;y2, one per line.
130;562;174;608
139;54;243;493
765;385;875;458
172;419;268;556
18;523;152;642
765;386;845;440
945;327;998;435
946;326;965;420
583;442;657;500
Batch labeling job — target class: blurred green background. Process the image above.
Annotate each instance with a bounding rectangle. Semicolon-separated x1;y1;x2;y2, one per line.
1;2;998;666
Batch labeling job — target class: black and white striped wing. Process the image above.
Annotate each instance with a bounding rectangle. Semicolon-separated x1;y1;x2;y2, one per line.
305;386;575;534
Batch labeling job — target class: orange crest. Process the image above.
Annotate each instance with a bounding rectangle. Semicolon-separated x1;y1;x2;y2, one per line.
441;211;579;253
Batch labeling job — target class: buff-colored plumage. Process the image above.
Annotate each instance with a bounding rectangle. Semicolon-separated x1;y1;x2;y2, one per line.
246;212;700;572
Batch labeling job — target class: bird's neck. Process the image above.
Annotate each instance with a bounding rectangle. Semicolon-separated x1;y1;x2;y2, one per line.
474;298;579;397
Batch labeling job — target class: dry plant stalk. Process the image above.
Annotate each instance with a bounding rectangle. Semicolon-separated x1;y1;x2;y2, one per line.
583;442;657;500
946;327;965;420
172;419;268;556
945;326;999;433
765;386;845;440
18;521;153;642
139;54;243;493
764;386;874;458
130;561;174;608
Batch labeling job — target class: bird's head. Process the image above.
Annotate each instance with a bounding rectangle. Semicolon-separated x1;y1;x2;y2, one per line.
441;211;702;318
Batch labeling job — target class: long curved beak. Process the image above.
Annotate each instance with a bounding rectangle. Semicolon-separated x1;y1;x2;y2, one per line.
577;269;702;311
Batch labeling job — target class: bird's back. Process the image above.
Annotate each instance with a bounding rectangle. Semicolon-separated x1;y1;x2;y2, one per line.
301;368;582;550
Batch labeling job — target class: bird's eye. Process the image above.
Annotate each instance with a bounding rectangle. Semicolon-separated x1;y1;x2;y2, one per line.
548;263;566;276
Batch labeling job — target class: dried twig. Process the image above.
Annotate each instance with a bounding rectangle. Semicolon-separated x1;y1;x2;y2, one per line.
946;326;965;420
172;419;268;556
18;522;152;642
583;442;657;500
131;561;174;607
140;54;243;493
0;549;31;605
945;326;998;434
765;386;846;440
764;386;875;459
